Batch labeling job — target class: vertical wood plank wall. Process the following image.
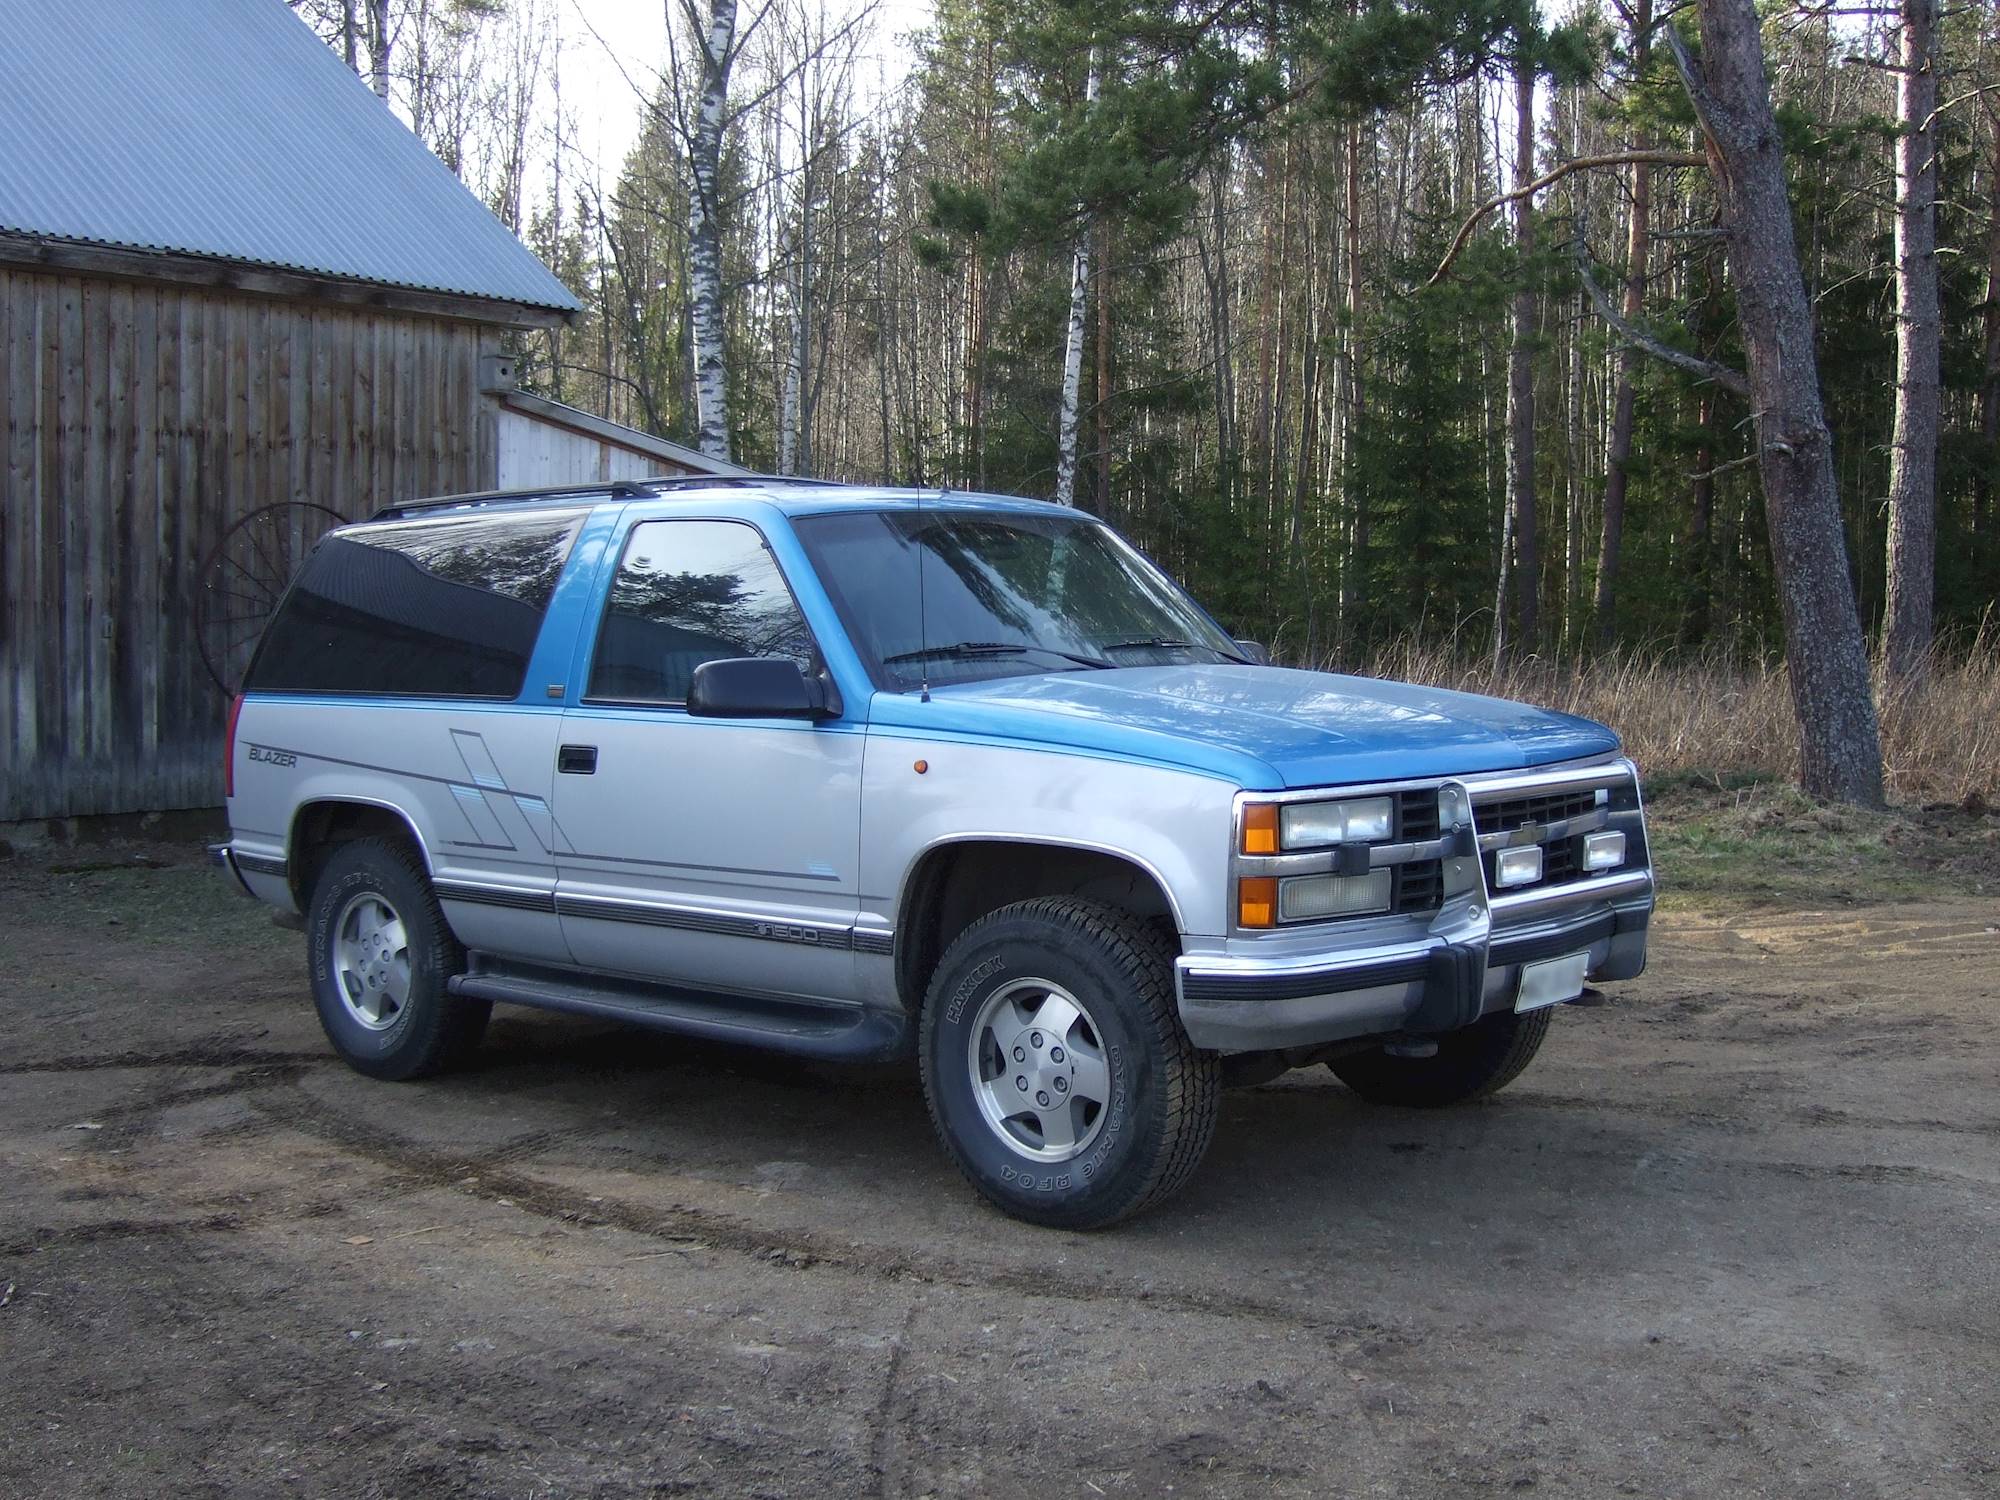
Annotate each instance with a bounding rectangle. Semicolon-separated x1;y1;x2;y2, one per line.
0;267;502;821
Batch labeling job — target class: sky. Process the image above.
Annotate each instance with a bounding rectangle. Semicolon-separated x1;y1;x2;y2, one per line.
552;0;936;190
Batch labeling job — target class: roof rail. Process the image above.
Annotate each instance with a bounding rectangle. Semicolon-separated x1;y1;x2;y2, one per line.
366;473;843;522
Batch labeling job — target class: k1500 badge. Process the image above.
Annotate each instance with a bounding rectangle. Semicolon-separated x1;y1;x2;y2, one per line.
248;746;298;768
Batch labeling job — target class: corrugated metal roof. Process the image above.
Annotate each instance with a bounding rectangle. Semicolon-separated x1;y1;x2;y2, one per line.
0;0;582;315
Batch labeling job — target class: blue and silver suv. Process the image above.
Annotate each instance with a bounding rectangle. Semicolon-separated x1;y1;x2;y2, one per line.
218;478;1653;1227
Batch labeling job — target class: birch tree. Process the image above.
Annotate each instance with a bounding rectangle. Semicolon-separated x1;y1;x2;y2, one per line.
683;0;742;462
1054;56;1102;509
1594;0;1653;648
1500;53;1539;655
1883;0;1941;682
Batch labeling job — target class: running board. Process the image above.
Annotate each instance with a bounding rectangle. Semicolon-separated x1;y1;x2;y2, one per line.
448;961;911;1063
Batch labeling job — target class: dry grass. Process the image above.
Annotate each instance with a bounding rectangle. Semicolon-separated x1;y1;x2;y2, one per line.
1339;632;2000;806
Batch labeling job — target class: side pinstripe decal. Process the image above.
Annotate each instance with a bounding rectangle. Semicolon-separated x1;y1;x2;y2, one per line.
434;879;894;955
433;880;558;914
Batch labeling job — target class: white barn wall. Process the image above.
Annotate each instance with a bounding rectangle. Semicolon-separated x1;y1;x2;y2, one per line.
495;405;669;487
488;394;744;489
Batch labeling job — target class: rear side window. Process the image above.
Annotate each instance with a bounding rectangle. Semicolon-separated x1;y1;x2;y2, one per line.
247;509;587;699
585;519;814;704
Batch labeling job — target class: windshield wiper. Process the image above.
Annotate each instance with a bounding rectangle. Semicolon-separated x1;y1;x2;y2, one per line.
1101;637;1250;664
882;640;1113;670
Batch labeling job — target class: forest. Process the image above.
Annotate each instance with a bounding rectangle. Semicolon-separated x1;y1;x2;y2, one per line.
292;0;2000;804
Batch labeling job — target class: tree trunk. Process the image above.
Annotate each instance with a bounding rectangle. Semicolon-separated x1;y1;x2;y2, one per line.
1337;118;1366;645
1095;215;1113;515
1566;285;1585;649
1683;249;1724;645
363;0;392;101
687;0;737;464
1596;1;1653;649
1684;388;1717;645
780;266;803;473
1884;0;1941;682
1675;0;1884;805
1054;57;1100;508
1979;106;2000;536
341;0;360;74
1503;59;1540;655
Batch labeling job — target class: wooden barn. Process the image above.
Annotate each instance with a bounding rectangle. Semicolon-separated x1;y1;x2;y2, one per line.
0;0;736;826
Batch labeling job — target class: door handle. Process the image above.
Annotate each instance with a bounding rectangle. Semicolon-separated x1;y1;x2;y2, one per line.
558;744;598;775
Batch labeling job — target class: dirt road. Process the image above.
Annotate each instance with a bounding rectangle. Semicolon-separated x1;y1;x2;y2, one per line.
2;845;1995;1497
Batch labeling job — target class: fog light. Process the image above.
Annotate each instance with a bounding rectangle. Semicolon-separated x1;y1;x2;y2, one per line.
1582;830;1627;871
1494;845;1543;889
1277;870;1391;921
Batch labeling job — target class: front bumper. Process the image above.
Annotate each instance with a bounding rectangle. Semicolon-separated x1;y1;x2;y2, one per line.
1176;761;1655;1053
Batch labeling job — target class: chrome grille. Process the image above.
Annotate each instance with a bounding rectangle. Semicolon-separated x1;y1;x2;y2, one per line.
1475;786;1605;894
1478;787;1597;832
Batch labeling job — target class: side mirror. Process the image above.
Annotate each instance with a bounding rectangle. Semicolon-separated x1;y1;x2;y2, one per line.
1234;640;1271;666
687;658;836;720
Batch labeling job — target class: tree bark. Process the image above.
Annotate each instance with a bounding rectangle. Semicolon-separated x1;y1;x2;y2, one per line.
965;35;995;488
363;0;392;101
1672;0;1884;805
1684;388;1717;645
1596;0;1653;649
1095;215;1113;514
341;0;360;74
1884;0;1941;682
1054;57;1100;508
686;0;737;464
1336;118;1366;645
1979;106;2000;536
1503;59;1540;655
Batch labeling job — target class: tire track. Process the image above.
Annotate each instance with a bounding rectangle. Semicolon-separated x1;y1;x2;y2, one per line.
0;1043;330;1076
244;1083;1432;1344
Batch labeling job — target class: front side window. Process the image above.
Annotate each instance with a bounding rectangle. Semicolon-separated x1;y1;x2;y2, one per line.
246;509;588;699
793;508;1243;691
585;519;815;704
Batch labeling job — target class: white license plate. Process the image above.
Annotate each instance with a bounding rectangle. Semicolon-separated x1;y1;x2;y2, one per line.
1515;951;1590;1013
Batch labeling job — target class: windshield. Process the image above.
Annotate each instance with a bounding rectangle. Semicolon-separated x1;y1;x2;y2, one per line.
793;508;1244;691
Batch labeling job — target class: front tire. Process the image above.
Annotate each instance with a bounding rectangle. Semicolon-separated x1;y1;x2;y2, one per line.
1329;1008;1551;1108
919;898;1219;1229
305;838;489;1080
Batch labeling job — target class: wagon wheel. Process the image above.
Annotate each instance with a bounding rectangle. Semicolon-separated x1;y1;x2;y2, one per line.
196;501;347;695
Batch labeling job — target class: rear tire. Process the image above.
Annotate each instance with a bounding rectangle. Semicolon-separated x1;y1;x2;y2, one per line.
919;898;1219;1229
1330;1008;1551;1108
304;838;489;1080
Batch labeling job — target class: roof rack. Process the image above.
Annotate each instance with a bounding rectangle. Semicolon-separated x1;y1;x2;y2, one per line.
367;473;843;523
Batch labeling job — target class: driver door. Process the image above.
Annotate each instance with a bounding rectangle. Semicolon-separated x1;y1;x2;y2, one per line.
551;517;866;1003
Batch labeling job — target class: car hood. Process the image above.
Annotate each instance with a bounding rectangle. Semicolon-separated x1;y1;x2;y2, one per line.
864;664;1621;790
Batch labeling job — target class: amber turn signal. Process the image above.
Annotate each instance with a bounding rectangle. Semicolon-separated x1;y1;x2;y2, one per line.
1241;803;1279;855
1237;876;1277;928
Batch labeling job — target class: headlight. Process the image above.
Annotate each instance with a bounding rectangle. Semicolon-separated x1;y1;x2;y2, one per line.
1279;796;1393;849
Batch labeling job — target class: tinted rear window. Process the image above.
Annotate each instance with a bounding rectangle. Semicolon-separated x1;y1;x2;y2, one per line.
246;510;587;698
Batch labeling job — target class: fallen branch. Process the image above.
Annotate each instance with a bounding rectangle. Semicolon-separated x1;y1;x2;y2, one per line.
1425;151;1707;287
1574;231;1751;398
